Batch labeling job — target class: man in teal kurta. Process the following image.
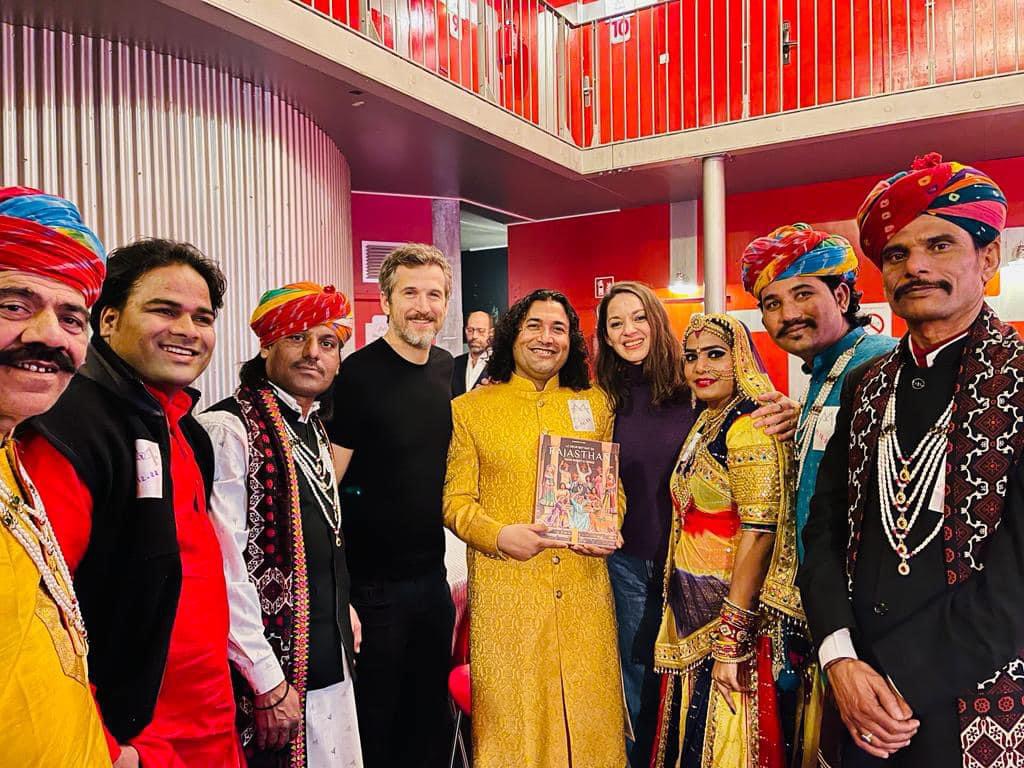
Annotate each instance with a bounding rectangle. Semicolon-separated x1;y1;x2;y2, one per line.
741;223;897;560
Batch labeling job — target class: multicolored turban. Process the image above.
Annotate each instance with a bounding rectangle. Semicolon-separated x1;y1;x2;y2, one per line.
0;186;106;306
249;281;353;347
740;222;859;298
857;152;1007;266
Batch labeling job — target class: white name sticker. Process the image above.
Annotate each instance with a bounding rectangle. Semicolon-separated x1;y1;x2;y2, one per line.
135;439;163;499
568;399;596;432
812;406;840;452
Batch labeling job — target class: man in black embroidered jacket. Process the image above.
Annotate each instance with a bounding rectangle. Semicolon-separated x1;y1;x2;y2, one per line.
201;281;361;768
799;154;1024;767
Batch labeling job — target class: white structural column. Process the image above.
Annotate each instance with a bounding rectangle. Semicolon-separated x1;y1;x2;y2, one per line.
701;155;728;313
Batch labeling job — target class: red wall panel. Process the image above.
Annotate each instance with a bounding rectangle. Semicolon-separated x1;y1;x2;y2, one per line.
507;205;671;340
570;0;1018;141
507;156;1024;388
350;194;435;348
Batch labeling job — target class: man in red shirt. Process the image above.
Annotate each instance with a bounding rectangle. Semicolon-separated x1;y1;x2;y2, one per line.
21;238;241;768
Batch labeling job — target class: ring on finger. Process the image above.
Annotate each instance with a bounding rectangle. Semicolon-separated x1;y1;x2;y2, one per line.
860;732;874;744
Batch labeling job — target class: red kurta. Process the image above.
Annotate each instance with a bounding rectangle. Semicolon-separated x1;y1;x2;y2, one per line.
21;386;242;768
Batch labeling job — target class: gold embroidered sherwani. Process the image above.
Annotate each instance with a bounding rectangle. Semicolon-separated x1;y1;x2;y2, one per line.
0;441;110;766
444;374;626;768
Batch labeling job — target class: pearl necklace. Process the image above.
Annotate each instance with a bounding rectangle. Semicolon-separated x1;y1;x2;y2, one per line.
795;336;865;476
283;419;343;547
0;454;89;655
877;366;953;576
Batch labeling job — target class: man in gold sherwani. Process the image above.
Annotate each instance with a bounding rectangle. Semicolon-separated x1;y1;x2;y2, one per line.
444;289;626;768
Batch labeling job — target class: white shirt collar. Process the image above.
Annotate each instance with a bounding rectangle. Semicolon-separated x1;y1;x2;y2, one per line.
268;381;321;423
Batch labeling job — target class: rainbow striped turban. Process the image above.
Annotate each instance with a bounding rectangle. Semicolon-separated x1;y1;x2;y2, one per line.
857;152;1007;267
0;186;106;306
250;281;353;347
740;222;859;299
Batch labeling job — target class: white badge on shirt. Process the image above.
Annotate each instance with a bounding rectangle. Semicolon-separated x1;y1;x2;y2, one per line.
928;468;946;513
812;406;840;452
568;399;596;432
135;439;163;499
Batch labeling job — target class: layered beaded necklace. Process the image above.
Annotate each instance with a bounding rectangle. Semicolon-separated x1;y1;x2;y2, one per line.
795;336;865;475
0;446;89;655
877;366;953;576
283;419;343;547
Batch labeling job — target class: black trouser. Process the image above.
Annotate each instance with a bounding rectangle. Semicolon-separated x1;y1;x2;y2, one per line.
351;570;455;768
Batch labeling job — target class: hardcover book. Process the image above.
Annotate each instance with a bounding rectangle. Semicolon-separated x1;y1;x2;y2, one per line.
534;434;620;548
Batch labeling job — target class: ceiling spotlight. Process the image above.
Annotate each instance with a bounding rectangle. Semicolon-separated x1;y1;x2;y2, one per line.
352;100;366;107
668;273;699;296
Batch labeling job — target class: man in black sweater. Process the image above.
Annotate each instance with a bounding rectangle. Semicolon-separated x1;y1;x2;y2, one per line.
330;243;455;768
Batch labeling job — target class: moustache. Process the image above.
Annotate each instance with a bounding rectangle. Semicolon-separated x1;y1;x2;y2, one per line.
0;343;77;374
293;361;325;375
777;318;817;338
894;279;953;300
405;313;438;323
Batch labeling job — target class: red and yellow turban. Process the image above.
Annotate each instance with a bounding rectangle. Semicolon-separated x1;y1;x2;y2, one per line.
740;223;859;298
0;186;106;306
857;152;1006;267
249;281;353;347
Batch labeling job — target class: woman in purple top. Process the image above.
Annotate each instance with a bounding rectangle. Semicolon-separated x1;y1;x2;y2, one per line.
596;282;695;768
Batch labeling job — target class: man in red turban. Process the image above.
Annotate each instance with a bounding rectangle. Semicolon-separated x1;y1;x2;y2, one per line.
0;186;110;766
200;281;362;768
800;154;1024;768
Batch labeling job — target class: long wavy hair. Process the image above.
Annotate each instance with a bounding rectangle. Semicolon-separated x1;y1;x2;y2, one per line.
595;281;687;411
486;289;591;391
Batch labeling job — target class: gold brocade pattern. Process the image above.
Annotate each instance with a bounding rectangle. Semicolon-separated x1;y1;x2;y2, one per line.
653;412;787;674
652;314;809;768
444;375;626;768
0;443;110;767
35;590;86;685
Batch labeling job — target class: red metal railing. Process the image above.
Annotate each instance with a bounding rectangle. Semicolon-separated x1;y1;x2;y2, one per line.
293;0;1024;147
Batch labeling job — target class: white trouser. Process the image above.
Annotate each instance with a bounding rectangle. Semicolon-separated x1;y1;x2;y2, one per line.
305;674;363;768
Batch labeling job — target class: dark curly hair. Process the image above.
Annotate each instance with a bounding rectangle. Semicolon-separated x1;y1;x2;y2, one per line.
486;289;591;391
817;276;871;328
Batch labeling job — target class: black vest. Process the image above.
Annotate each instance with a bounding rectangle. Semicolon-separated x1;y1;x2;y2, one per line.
207;394;354;689
25;336;214;742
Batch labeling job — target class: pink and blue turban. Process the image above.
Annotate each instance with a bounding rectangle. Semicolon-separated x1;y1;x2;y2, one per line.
250;281;353;347
857;152;1006;266
0;186;106;306
741;223;859;298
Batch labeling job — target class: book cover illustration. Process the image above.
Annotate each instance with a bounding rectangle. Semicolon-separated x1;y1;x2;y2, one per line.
534;434;620;548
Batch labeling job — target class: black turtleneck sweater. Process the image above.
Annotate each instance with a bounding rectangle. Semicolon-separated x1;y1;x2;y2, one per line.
612;365;695;563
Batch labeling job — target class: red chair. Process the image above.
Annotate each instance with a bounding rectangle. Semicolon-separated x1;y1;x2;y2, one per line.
448;606;471;768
